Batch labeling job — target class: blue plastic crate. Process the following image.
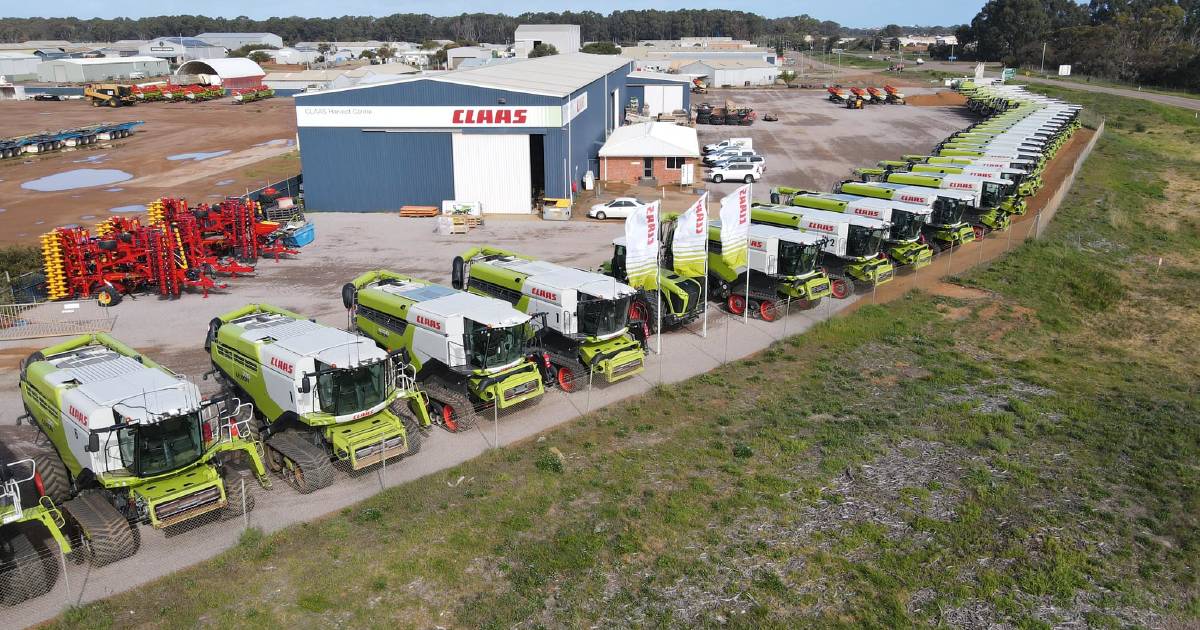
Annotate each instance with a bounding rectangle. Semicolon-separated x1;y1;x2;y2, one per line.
283;222;315;248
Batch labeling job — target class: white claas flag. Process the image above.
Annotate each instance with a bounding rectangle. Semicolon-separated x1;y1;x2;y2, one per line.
718;184;751;270
673;193;708;278
623;200;660;287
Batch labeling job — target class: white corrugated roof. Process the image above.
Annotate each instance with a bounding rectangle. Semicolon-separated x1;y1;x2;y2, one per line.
600;122;699;158
43;56;165;65
683;59;774;70
627;70;692;83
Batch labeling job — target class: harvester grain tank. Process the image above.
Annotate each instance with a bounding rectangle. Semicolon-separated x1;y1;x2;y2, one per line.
453;247;645;389
704;222;833;316
207;305;430;491
770;188;934;268
836;180;977;250
344;271;545;432
18;333;268;546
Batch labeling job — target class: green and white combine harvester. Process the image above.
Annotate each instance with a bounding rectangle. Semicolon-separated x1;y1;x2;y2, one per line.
704;221;834;317
600;228;706;332
881;172;1013;235
899;155;1043;196
343;270;546;432
905;164;1028;213
835;181;978;250
207;304;430;492
748;203;894;297
17;334;268;563
453;247;646;390
1;452;72;604
770;187;934;269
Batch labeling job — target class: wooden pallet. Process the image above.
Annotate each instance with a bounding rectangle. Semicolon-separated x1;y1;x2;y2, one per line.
399;205;439;218
463;216;484;228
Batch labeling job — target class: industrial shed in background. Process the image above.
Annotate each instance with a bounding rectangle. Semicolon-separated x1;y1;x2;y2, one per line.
625;70;692;116
175;57;265;90
294;53;634;214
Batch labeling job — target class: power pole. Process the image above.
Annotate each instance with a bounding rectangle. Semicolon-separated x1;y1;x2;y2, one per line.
1040;42;1046;74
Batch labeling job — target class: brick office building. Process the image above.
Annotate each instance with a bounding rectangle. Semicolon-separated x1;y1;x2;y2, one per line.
599;122;699;186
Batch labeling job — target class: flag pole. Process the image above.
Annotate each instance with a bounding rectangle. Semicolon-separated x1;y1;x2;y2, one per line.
701;193;709;339
655;203;663;355
743;183;751;323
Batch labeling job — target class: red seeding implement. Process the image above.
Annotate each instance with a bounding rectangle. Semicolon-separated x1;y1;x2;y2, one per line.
233;85;274;104
41;198;302;306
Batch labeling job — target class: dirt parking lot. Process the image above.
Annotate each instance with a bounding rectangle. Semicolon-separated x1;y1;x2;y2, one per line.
0;97;298;245
694;88;977;195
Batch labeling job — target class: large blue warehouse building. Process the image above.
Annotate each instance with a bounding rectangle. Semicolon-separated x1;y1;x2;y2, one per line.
295;54;636;214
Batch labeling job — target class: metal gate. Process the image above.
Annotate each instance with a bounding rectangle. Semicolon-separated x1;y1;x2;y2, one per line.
0;300;117;341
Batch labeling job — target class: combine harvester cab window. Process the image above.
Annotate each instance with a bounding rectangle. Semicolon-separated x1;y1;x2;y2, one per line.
116;413;205;477
778;240;820;277
466;321;526;370
980;182;1007;208
316;362;389;417
931;197;967;226
846;227;886;259
890;210;926;241
578;295;631;338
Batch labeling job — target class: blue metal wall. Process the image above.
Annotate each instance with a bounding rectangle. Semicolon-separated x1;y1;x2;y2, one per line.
626;77;692;115
296;68;631;210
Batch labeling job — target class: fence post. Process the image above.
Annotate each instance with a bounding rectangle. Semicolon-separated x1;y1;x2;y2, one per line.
241;477;248;531
493;398;499;450
586;364;594;414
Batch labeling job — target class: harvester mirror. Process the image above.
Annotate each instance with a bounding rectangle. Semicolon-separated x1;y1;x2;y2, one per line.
299;375;312;393
341;283;357;310
86;432;100;453
451;256;466;290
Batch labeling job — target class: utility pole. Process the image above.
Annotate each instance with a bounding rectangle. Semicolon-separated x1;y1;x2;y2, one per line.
1040;42;1046;74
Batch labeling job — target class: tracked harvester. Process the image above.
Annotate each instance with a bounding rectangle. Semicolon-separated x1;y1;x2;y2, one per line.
207;305;431;491
706;222;833;318
1;452;72;605
18;333;268;554
601;214;706;332
454;247;645;389
770;188;934;269
883;172;1012;234
836;181;977;250
750;204;894;297
344;270;545;432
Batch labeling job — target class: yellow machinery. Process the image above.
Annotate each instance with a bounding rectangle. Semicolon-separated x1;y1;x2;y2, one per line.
84;84;136;107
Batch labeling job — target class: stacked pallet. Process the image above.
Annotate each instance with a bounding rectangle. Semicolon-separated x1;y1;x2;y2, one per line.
399;206;439;218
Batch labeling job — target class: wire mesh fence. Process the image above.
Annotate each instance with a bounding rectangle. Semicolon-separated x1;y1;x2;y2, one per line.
0;299;117;341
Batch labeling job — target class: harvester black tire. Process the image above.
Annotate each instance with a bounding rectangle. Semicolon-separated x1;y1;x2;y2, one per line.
0;532;55;605
451;256;466;290
204;318;222;352
96;286;121;308
264;432;334;494
219;471;255;520
340;283;357;310
64;492;138;567
421;379;478;433
32;452;71;504
401;413;422;457
19;351;44;380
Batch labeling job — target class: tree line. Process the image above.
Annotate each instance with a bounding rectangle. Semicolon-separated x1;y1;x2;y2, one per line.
955;0;1200;90
0;10;956;47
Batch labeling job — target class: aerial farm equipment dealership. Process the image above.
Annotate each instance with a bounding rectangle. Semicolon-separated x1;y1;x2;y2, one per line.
294;54;634;214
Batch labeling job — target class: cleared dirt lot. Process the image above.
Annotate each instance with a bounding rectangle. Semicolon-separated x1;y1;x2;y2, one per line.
694;88;976;195
0;97;297;244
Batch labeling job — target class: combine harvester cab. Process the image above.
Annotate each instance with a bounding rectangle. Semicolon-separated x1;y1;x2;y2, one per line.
454;247;645;390
773;188;934;269
885;172;1012;236
601;214;706;332
18;334;269;550
909;164;1029;213
749;203;893;298
705;222;832;317
0;453;73;605
207;304;430;491
837;181;977;251
344;270;545;433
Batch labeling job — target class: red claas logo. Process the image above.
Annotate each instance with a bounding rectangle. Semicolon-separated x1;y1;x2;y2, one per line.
645;208;657;245
900;194;925;204
531;287;557;301
808;222;836;232
695;205;706;232
270;357;294;374
750;239;764;249
452;109;528;125
853;208;882;218
68;406;88;426
949;182;974;190
416;315;442;330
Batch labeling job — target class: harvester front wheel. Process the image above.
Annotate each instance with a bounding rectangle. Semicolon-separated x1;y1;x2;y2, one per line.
33;452;71;504
264;432;334;494
219;470;255;520
973;225;988;241
0;532;56;605
758;299;779;322
829;277;855;300
63;492;139;566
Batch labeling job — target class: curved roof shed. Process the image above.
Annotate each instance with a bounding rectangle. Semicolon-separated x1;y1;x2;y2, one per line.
175;57;265;89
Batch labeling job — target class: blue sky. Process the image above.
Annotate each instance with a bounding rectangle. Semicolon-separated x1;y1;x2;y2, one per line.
11;1;986;28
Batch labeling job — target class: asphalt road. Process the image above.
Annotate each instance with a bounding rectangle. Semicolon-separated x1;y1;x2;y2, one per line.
1019;75;1200;112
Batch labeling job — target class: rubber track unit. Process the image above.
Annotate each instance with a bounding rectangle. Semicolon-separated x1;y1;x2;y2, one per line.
0;533;55;605
264;432;335;494
63;492;139;566
32;452;71;504
421;379;480;433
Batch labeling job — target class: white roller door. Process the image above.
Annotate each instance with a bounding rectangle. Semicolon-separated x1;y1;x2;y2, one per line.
662;85;683;113
452;133;532;214
644;85;665;115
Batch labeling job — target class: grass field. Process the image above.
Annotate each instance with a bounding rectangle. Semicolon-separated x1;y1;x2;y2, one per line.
48;86;1200;629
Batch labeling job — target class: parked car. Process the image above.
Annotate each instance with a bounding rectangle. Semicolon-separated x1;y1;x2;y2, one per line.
32;93;62;101
703;138;753;154
709;162;763;184
588;197;648;220
710;154;766;170
704;149;755;166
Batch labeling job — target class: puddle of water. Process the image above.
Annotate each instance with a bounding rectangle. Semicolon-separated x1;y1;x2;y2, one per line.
215;179;235;186
253;138;294;147
21;169;133;192
108;204;146;214
167;150;231;162
34;220;44;225
0;209;6;213
72;154;108;164
104;187;124;192
80;214;97;220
